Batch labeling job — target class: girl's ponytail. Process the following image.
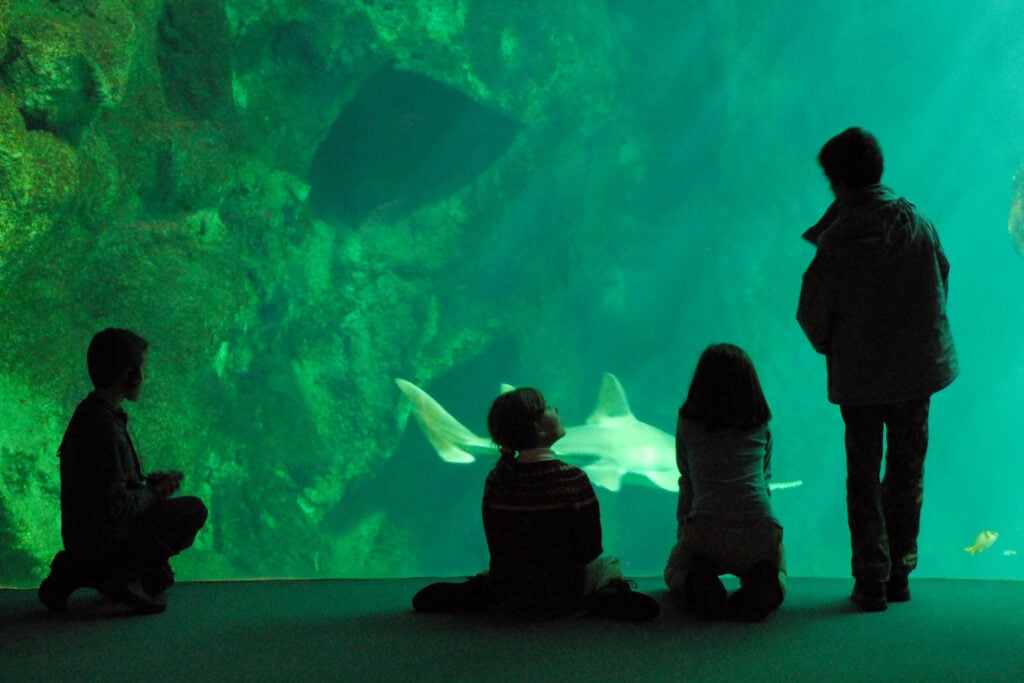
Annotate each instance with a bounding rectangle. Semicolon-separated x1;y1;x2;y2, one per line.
495;445;518;476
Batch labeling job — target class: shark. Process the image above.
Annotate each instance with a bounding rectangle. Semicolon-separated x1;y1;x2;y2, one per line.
395;373;803;494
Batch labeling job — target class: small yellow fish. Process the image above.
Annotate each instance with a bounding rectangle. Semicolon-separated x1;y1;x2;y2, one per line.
965;530;998;555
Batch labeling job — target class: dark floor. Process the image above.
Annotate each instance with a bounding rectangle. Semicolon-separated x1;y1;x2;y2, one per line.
0;577;1019;681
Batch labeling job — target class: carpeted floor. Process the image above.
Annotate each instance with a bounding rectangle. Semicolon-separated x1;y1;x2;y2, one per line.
0;577;1019;681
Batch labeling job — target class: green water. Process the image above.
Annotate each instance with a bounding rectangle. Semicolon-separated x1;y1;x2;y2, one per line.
1;2;1022;587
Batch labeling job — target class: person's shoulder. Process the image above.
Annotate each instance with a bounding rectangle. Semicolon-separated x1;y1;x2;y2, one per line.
814;216;855;251
551;461;598;495
548;458;587;476
60;395;118;455
903;199;935;229
483;463;507;485
889;196;941;242
74;393;115;418
68;393;96;417
681;418;768;438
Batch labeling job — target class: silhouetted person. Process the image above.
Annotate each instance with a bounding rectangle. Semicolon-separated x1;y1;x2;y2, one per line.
797;128;957;612
413;387;659;621
39;328;208;614
664;344;785;622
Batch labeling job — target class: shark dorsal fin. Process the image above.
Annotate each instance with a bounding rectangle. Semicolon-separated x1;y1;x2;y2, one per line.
499;383;516;395
586;373;634;423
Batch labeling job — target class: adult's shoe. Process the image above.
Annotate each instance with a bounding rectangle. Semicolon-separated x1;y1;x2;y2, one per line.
886;575;911;602
851;580;887;612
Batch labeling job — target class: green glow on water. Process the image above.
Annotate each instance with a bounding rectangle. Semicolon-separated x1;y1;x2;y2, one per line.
1;2;1023;588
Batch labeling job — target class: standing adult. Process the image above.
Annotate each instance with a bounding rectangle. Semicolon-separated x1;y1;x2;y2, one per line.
797;128;957;612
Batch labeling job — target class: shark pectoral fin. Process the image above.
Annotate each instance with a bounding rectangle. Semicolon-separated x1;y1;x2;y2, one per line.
395;378;492;464
582;462;623;492
436;445;478;464
641;471;680;492
768;480;803;491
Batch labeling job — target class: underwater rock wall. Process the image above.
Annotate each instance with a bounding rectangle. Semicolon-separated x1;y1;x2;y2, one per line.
0;0;640;586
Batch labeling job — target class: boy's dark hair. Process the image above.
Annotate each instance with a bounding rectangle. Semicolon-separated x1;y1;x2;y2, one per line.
487;387;547;455
679;343;771;432
87;328;148;389
818;127;884;190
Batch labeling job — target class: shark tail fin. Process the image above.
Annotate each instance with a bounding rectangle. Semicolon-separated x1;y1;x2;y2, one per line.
395;379;492;464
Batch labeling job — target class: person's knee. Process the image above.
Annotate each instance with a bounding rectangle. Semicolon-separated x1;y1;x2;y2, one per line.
193;497;209;525
663;563;685;595
176;496;209;530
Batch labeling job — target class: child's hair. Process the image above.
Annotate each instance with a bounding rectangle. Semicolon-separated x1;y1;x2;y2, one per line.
87;328;148;389
679;343;771;431
487;387;547;464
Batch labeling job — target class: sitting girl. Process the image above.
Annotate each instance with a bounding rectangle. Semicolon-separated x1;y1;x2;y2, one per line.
414;386;658;621
664;344;786;621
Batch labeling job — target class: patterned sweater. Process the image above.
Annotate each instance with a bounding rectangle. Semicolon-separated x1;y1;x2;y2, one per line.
482;454;602;614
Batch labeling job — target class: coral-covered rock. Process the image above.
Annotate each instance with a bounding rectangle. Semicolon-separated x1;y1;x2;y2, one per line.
156;0;234;120
0;0;635;586
0;2;10;57
0;93;81;261
0;1;141;142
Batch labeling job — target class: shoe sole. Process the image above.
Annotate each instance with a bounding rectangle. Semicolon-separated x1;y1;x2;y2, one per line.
102;584;167;614
851;594;888;612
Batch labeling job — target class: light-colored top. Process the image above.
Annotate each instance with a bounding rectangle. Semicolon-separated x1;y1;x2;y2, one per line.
676;416;778;526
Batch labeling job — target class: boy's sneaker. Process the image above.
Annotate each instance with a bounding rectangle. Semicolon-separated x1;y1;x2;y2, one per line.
99;578;167;615
141;563;175;597
851;580;887;612
38;574;76;613
584;579;660;622
38;551;88;613
886;575;911;602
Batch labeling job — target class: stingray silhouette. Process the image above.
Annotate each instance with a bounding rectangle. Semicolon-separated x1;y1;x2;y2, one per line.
308;67;521;225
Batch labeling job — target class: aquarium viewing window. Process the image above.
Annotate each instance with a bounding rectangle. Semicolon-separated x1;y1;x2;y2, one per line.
0;1;1022;589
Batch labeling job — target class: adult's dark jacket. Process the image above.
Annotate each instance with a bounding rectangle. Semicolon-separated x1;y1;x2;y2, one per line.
797;185;958;405
58;393;157;559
